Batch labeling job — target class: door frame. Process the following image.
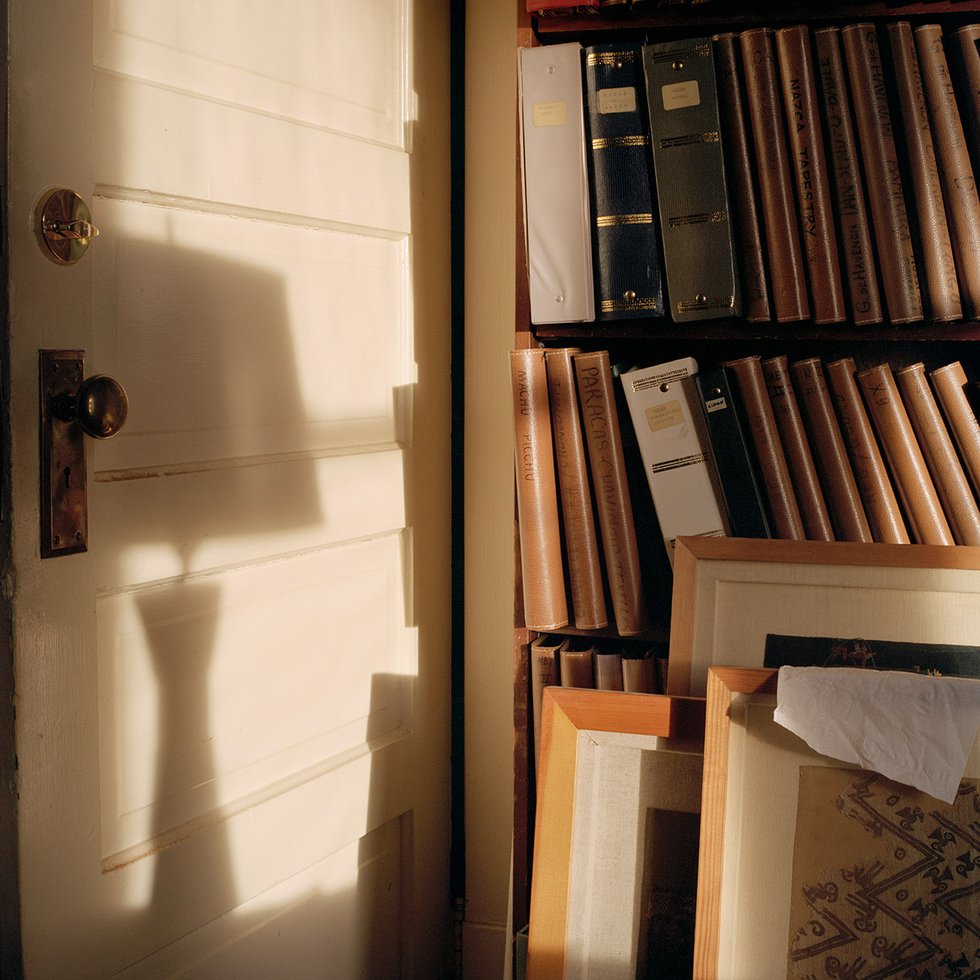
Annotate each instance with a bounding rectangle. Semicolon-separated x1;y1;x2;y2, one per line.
0;0;23;972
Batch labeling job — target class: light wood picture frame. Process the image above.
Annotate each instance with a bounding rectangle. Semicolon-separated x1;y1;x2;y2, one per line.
668;537;980;696
527;687;706;980
695;666;980;979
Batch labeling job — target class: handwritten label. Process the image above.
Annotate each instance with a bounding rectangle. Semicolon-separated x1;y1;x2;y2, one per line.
662;80;700;111
645;400;683;432
598;86;636;114
532;100;567;127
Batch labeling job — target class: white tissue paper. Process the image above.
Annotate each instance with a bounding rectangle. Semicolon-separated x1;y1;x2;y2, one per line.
773;666;980;803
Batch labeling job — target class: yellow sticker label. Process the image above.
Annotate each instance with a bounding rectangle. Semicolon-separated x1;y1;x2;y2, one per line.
532;101;568;127
645;400;683;432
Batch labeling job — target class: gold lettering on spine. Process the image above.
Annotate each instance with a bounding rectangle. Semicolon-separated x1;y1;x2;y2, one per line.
517;368;537;484
578;366;626;596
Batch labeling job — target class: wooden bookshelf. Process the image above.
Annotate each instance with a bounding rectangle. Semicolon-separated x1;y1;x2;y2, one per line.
511;0;980;962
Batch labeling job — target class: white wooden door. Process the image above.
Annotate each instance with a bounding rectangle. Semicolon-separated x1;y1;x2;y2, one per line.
6;1;452;976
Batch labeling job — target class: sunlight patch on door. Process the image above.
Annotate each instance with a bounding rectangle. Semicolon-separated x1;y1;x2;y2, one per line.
94;0;408;147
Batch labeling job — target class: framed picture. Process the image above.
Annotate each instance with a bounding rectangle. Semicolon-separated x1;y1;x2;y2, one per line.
695;666;980;980
527;687;706;980
667;537;980;696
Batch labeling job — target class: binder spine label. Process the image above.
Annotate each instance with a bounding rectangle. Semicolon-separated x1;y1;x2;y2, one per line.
645;400;684;431
598;87;637;113
531;101;568;127
662;80;701;110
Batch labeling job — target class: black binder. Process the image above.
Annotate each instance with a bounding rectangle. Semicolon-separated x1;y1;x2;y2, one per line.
643;37;740;322
583;42;664;320
695;366;771;538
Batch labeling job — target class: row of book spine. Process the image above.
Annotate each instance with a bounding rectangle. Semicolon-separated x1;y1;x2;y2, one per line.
511;345;980;634
511;346;651;635
529;634;666;770
519;20;980;325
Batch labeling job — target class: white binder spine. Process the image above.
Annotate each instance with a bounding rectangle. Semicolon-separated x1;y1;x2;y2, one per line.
520;43;596;324
621;357;729;564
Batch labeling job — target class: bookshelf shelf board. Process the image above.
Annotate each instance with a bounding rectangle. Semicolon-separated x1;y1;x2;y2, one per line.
532;321;980;344
534;2;980;39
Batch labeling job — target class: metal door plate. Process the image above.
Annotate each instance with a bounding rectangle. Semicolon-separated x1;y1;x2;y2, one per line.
39;350;88;557
34;188;100;265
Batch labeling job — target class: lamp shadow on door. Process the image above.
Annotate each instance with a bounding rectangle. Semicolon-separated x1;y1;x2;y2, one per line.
87;237;417;976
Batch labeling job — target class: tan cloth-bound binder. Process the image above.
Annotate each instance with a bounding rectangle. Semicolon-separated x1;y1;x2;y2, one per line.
930;361;980;500
775;25;846;324
842;23;923;323
763;355;834;541
544;348;608;630
916;24;980;320
726;355;806;540
529;634;562;774
886;21;962;322
559;641;596;689
813;27;883;326
510;348;569;631
739;27;809;322
895;362;980;545
826;358;910;544
791;358;873;542
574;350;650;636
858;362;954;545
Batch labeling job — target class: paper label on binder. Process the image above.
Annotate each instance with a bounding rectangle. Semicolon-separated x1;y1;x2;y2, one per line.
532;101;568;127
598;86;637;114
661;80;700;111
645;400;683;432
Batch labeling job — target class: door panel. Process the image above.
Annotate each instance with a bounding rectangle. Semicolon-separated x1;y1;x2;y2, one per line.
90;198;409;470
93;1;406;147
92;72;410;232
97;533;414;861
7;1;450;975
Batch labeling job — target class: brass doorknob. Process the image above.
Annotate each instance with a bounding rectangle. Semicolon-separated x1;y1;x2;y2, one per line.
52;374;129;439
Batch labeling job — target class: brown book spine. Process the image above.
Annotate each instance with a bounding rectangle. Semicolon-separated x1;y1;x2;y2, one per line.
622;656;657;693
930;361;980;500
725;355;806;540
762;355;834;540
594;651;625;691
814;28;883;326
857;363;954;545
574;350;650;636
887;22;963;322
842;23;924;324
895;362;980;545
713;32;771;323
559;642;596;689
739;27;810;322
916;24;980;320
790;358;873;542
510;348;569;630
775;25;846;324
954;25;980;177
825;358;910;544
544;348;609;629
530;635;562;773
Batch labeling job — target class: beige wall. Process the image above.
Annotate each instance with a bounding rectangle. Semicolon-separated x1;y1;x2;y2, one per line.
463;1;518;978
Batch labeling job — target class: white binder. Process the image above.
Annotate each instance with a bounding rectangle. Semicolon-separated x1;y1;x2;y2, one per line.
519;43;595;324
621;357;729;564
